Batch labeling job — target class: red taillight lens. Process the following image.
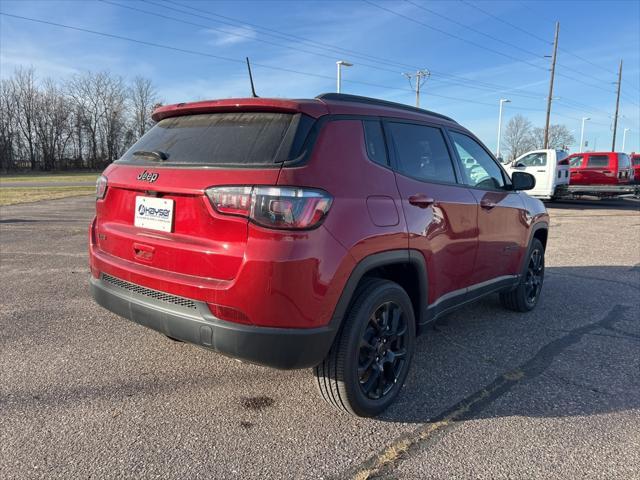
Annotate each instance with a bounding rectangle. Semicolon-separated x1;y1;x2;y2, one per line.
205;186;333;230
96;175;108;199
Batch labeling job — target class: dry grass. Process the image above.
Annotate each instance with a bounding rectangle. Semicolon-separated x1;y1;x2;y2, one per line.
0;173;98;183
0;186;95;206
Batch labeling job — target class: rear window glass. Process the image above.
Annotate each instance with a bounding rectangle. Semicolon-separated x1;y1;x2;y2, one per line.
587;155;610;168
119;112;294;166
632;156;640;166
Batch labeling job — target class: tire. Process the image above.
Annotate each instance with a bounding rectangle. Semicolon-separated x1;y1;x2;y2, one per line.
500;238;545;312
313;278;416;417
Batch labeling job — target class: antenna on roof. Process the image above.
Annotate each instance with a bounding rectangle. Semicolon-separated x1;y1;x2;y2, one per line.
246;57;258;98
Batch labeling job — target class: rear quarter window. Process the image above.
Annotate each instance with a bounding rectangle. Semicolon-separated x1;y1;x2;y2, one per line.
119;112;297;166
586;155;610;168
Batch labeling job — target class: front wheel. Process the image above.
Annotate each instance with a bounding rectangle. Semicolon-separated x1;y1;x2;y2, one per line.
314;278;416;417
500;238;545;312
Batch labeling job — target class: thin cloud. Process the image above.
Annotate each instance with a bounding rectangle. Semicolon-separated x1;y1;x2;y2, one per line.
202;26;258;47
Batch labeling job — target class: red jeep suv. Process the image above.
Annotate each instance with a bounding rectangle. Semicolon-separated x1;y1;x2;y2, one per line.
90;94;548;416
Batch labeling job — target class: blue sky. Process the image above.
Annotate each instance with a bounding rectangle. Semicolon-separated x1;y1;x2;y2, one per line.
1;0;639;153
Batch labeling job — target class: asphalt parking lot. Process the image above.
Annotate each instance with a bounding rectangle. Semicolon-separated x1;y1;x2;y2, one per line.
1;195;639;479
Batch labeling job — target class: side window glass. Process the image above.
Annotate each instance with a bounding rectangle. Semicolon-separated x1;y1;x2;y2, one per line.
387;122;456;183
569;155;583;167
618;154;630;168
587;155;609;167
449;131;505;189
517;152;547;167
363;120;388;166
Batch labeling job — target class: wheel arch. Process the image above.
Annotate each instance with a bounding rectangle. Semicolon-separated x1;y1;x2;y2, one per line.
520;221;549;272
330;250;428;332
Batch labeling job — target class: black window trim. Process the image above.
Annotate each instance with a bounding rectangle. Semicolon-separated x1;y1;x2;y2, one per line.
445;127;514;192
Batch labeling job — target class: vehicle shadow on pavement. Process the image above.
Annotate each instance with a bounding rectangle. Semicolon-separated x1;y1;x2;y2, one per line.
379;265;640;424
545;197;640;211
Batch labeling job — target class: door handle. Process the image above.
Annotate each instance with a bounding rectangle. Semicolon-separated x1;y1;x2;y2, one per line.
480;199;497;210
408;194;435;209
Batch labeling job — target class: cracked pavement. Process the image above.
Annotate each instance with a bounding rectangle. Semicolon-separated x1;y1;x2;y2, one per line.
1;195;639;479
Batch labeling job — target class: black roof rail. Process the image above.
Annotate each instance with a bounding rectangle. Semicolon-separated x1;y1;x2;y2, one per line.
315;93;456;123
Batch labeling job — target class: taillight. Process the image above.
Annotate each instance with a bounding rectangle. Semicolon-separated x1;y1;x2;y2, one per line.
205;186;333;230
96;175;108;199
205;186;252;216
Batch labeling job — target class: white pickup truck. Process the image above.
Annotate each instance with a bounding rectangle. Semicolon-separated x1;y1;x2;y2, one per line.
503;149;570;200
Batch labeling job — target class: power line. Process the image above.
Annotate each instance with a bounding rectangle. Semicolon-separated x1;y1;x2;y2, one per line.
155;0;417;71
155;0;617;111
364;0;548;72
405;0;543;59
0;10;535;110
99;0;403;75
155;0;547;98
107;0;550;101
0;11;625;125
461;0;639;93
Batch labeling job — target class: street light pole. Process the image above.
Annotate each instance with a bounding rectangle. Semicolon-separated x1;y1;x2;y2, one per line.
579;117;590;153
496;98;511;159
622;128;630;152
336;60;353;94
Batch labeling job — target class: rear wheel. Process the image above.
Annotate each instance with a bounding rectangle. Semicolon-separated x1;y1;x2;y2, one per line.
314;278;416;417
500;238;545;312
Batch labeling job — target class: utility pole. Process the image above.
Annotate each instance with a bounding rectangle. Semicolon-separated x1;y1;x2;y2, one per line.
611;59;623;152
403;70;430;108
543;21;559;149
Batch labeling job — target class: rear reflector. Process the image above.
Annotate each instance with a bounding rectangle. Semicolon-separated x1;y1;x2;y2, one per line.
205;186;332;230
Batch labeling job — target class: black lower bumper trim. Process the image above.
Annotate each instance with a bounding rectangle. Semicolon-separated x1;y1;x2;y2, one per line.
90;276;336;369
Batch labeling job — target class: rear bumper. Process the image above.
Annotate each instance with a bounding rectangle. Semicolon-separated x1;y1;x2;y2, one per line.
90;275;336;369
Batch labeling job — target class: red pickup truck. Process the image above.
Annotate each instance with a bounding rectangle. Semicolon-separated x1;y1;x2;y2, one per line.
631;153;640;184
566;152;638;197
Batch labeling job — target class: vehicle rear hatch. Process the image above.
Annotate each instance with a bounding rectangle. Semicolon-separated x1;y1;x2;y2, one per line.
94;103;320;283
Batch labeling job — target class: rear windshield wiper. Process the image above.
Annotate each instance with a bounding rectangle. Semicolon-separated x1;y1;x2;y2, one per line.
132;150;168;161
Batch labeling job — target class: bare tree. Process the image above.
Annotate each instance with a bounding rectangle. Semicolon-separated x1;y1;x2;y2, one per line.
531;124;575;150
503;114;535;160
129;76;159;139
35;79;73;170
10;67;39;170
1;67;160;172
0;79;18;170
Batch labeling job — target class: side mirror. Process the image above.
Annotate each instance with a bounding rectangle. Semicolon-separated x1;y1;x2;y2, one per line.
511;171;536;191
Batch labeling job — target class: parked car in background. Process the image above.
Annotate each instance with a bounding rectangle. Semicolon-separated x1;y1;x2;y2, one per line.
503;149;570;200
631;153;640;184
565;151;638;197
89;93;548;417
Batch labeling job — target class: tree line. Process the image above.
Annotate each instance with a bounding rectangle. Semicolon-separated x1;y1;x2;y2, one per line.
502;114;575;161
0;67;160;172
